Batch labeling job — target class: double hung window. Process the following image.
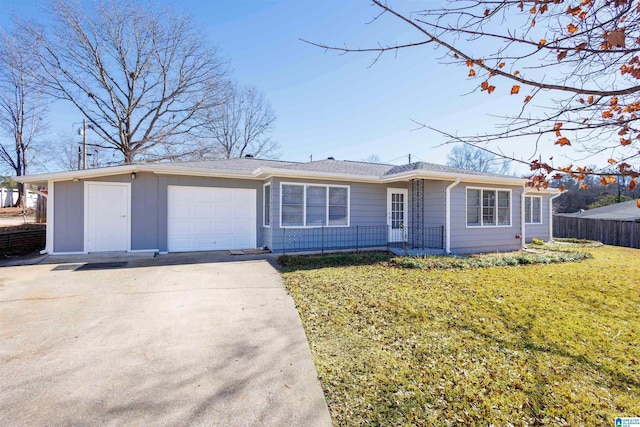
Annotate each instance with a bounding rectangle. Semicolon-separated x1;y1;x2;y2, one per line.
281;183;349;227
524;196;542;224
467;188;511;227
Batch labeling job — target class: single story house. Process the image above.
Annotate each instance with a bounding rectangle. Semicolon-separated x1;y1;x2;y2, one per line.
17;158;559;255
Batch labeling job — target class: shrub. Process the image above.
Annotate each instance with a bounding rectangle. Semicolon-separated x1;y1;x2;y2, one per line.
278;251;392;270
389;251;592;270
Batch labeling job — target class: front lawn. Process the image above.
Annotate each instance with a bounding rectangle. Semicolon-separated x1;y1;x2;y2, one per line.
281;246;640;426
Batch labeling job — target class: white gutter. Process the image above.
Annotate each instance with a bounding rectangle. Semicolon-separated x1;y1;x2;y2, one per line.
43;180;54;254
548;191;564;241
16;163;530;187
381;169;525;186
252;167;381;183
445;178;461;254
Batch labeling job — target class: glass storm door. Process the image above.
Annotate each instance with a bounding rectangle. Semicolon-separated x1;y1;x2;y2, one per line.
387;188;408;243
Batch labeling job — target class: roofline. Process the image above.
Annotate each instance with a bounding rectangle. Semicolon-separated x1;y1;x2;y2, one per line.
253;167;382;183
16;164;140;184
380;169;527;186
15;164;263;184
15;163;553;188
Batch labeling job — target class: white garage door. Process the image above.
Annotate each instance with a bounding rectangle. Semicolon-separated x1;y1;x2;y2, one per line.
167;186;256;252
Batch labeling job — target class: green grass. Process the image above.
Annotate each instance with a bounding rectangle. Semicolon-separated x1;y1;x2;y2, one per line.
281;246;640;426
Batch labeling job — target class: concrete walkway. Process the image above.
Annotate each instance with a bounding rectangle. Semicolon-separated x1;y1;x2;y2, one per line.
0;254;332;426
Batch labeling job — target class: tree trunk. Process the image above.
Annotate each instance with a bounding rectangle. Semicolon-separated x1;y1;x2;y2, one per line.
13;182;23;208
124;149;135;165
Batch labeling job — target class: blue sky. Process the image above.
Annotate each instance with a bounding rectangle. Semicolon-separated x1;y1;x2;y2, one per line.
0;0;585;171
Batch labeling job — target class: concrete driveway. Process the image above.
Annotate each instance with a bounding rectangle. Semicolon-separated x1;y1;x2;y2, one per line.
0;255;332;426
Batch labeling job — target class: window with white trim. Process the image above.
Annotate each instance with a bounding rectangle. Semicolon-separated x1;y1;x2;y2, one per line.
282;184;304;226
467;188;511;227
280;183;349;227
263;184;271;227
524;195;542;224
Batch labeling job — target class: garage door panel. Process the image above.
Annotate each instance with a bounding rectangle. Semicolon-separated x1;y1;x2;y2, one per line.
167;186;256;252
169;221;188;235
168;189;192;203
214;205;234;217
234;191;252;203
167;203;191;217
194;237;215;250
190;220;213;234
214;191;234;202
167;236;190;251
234;205;252;216
235;223;252;234
193;204;214;217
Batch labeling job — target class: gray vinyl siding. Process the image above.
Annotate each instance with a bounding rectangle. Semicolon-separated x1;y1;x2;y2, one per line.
50;171;534;255
424;180;447;227
85;173;160;251
51;173;264;253
53;181;84;252
524;194;551;242
131;174;160;250
450;183;523;254
268;177;405;252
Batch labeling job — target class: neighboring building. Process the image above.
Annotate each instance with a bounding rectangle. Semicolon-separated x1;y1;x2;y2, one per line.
1;188;38;208
16;158;558;255
555;199;640;221
554;199;640;249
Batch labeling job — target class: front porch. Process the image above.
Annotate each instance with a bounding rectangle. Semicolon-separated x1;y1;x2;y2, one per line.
275;178;448;255
277;224;444;255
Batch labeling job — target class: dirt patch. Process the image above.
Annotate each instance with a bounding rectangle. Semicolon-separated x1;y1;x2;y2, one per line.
0;207;35;218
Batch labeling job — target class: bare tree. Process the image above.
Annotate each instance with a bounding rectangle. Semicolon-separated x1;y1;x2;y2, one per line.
0;28;47;207
46;131;113;172
196;83;279;159
28;0;227;164
361;154;382;163
306;0;640;191
447;144;511;175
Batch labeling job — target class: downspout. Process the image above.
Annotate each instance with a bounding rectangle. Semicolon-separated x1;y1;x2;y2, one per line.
548;191;564;241
520;185;532;250
445;178;461;254
43;181;54;255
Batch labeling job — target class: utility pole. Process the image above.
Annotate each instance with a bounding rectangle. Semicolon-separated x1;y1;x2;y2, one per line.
83;118;87;170
408;154;411;164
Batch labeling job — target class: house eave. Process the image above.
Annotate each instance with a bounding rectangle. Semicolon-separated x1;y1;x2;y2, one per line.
15;163;558;189
14;164;262;185
15;164;141;185
253;167;381;183
381;170;527;186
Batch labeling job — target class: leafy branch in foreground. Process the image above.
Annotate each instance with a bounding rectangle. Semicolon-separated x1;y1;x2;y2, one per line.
305;0;640;197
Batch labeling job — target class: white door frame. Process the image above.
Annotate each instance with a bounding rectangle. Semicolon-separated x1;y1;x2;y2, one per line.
83;181;131;253
387;188;408;243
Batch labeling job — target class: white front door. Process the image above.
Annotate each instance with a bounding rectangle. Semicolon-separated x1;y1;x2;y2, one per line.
167;186;257;252
84;182;130;252
387;188;408;243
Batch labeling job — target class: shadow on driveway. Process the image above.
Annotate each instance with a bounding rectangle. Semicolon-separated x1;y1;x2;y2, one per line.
0;255;332;426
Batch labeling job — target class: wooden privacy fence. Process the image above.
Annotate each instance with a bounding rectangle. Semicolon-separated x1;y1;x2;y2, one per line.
36;194;47;223
0;229;46;255
553;216;640;249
